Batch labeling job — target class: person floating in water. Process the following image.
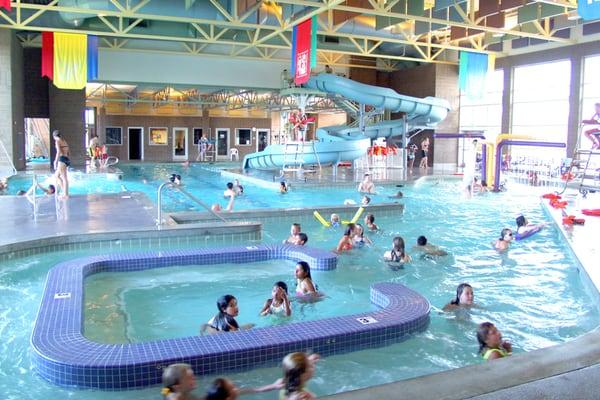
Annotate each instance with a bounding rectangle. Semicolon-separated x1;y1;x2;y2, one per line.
494;228;513;251
413;236;448;257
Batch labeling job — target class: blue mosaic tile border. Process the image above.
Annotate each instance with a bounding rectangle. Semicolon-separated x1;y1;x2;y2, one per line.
31;245;429;390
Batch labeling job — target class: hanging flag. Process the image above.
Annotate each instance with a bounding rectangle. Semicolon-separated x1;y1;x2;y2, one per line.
310;15;317;69
292;18;312;85
87;35;98;81
458;51;489;100
579;0;600;21
290;24;297;76
53;32;87;90
41;32;54;80
0;0;11;12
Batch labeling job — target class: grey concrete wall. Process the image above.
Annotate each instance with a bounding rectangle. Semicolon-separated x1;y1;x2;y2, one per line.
433;64;460;167
49;86;86;167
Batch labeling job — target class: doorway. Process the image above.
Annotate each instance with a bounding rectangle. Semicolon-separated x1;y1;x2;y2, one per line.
128;127;143;160
173;127;188;161
215;128;230;160
256;129;270;152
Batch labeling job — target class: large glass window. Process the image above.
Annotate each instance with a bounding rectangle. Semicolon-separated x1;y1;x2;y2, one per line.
580;55;600;149
511;60;571;161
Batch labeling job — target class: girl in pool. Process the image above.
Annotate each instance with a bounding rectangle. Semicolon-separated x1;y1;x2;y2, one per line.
161;363;201;400
494;228;514;251
260;281;292;317
384;236;411;263
515;215;546;240
443;283;474;311
205;377;283;400
280;352;320;400
477;322;513;361
205;295;253;333
353;223;372;247
280;181;288;193
295;261;317;296
335;224;355;253
364;213;379;231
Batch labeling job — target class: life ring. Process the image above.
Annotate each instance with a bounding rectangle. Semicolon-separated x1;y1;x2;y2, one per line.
582;209;600;216
313;211;331;227
514;226;542;241
341;207;365;225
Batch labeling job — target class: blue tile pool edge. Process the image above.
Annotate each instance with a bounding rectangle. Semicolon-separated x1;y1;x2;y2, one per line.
31;244;430;390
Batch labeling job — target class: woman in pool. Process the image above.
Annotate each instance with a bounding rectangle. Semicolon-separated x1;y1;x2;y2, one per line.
205;295;252;333
280;352;320;400
280;181;288;193
336;224;355;253
364;213;379;231
494;228;514;251
295;261;317;296
515;215;546;240
353;223;372;247
477;322;512;361
384;236;411;264
260;281;291;317
443;283;474;311
161;363;201;400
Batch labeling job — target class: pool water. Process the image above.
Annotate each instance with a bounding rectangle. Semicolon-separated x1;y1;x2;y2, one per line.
1;179;599;400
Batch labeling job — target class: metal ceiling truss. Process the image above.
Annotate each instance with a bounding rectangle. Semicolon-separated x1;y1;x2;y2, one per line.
1;0;578;70
87;84;342;112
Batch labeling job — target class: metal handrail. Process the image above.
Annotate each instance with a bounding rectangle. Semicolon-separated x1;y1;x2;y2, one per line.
156;182;226;227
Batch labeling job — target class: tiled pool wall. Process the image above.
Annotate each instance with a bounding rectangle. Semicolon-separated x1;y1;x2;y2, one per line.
0;222;262;262
169;202;404;225
31;245;429;390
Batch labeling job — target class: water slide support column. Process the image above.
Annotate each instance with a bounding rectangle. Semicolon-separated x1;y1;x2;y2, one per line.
358;103;366;132
401;115;408;178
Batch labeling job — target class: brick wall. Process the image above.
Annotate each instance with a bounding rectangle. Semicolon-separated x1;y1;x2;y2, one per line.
98;112;271;162
49;86;86;166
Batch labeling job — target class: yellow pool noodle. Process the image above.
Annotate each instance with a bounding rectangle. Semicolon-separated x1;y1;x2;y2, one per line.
342;207;365;225
313;210;331;227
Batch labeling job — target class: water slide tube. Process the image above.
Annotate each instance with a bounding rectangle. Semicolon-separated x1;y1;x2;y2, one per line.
243;74;450;170
491;134;566;191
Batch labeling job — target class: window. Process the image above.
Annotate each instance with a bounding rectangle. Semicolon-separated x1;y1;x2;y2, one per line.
236;128;252;146
193;128;205;145
105;127;122;145
511;60;571;161
459;69;504;141
580;55;600;149
149;127;168;145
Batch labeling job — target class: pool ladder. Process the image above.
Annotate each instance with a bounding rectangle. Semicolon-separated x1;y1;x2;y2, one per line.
156;182;226;227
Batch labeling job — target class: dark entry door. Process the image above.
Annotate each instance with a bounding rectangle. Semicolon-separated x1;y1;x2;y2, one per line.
129;128;142;160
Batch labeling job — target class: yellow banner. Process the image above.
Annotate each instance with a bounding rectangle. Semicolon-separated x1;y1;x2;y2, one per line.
424;0;435;10
488;53;496;72
53;32;87;90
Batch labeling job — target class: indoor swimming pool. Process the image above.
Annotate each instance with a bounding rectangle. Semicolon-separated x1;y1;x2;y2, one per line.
0;178;598;399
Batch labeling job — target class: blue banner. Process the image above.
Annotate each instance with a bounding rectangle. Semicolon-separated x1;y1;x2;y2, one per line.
87;35;98;81
290;26;297;75
459;51;489;100
579;0;600;21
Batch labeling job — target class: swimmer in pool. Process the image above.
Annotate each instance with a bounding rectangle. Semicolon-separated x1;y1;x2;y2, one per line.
413;236;448;256
494;228;513;251
443;283;475;311
295;261;317;296
260;281;292;317
364;213;379;231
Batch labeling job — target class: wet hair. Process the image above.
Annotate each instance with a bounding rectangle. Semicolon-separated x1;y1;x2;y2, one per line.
297;232;308;244
162;363;191;397
355;223;364;237
205;378;230;400
395;191;403;198
211;295;239;331
52;130;61;138
292;222;301;230
417;236;427;246
344;223;355;237
451;283;473;306
500;228;512;240
366;213;375;224
282;352;310;395
274;281;288;294
48;184;56;194
362;195;371;204
477;322;495;354
226;182;234;190
516;215;526;228
392;236;406;259
169;174;181;183
296;261;312;280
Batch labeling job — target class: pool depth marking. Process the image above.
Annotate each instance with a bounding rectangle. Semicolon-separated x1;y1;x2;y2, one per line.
31;245;430;390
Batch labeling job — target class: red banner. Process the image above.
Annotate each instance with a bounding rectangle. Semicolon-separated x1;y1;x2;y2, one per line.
293;19;312;85
0;0;11;11
41;32;54;79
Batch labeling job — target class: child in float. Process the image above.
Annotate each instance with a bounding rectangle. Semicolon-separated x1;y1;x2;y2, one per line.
280;181;288;193
330;213;341;228
161;363;201;400
335;224;355;253
515;215;546;240
477;322;513;361
494;228;514;251
443;283;474;311
353;223;372;247
582;102;600;149
205;295;253;333
284;223;302;244
364;213;379;231
280;352;320;400
295;261;317;296
384;236;412;264
260;281;292;317
205;377;284;400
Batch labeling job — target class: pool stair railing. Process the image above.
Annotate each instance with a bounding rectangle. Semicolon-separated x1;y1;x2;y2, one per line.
157;180;226;226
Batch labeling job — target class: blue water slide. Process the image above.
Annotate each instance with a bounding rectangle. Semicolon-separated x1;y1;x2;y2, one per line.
243;74;450;170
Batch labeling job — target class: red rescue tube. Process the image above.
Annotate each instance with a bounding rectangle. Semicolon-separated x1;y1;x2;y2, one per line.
582;209;600;216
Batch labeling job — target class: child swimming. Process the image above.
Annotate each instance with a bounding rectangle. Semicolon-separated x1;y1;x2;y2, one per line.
260;281;292;317
280;352;320;400
161;363;201;400
443;283;474;311
494;228;513;251
330;213;341;228
384;236;411;264
352;223;372;247
477;322;512;361
364;213;379;231
205;377;283;400
295;261;317;296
